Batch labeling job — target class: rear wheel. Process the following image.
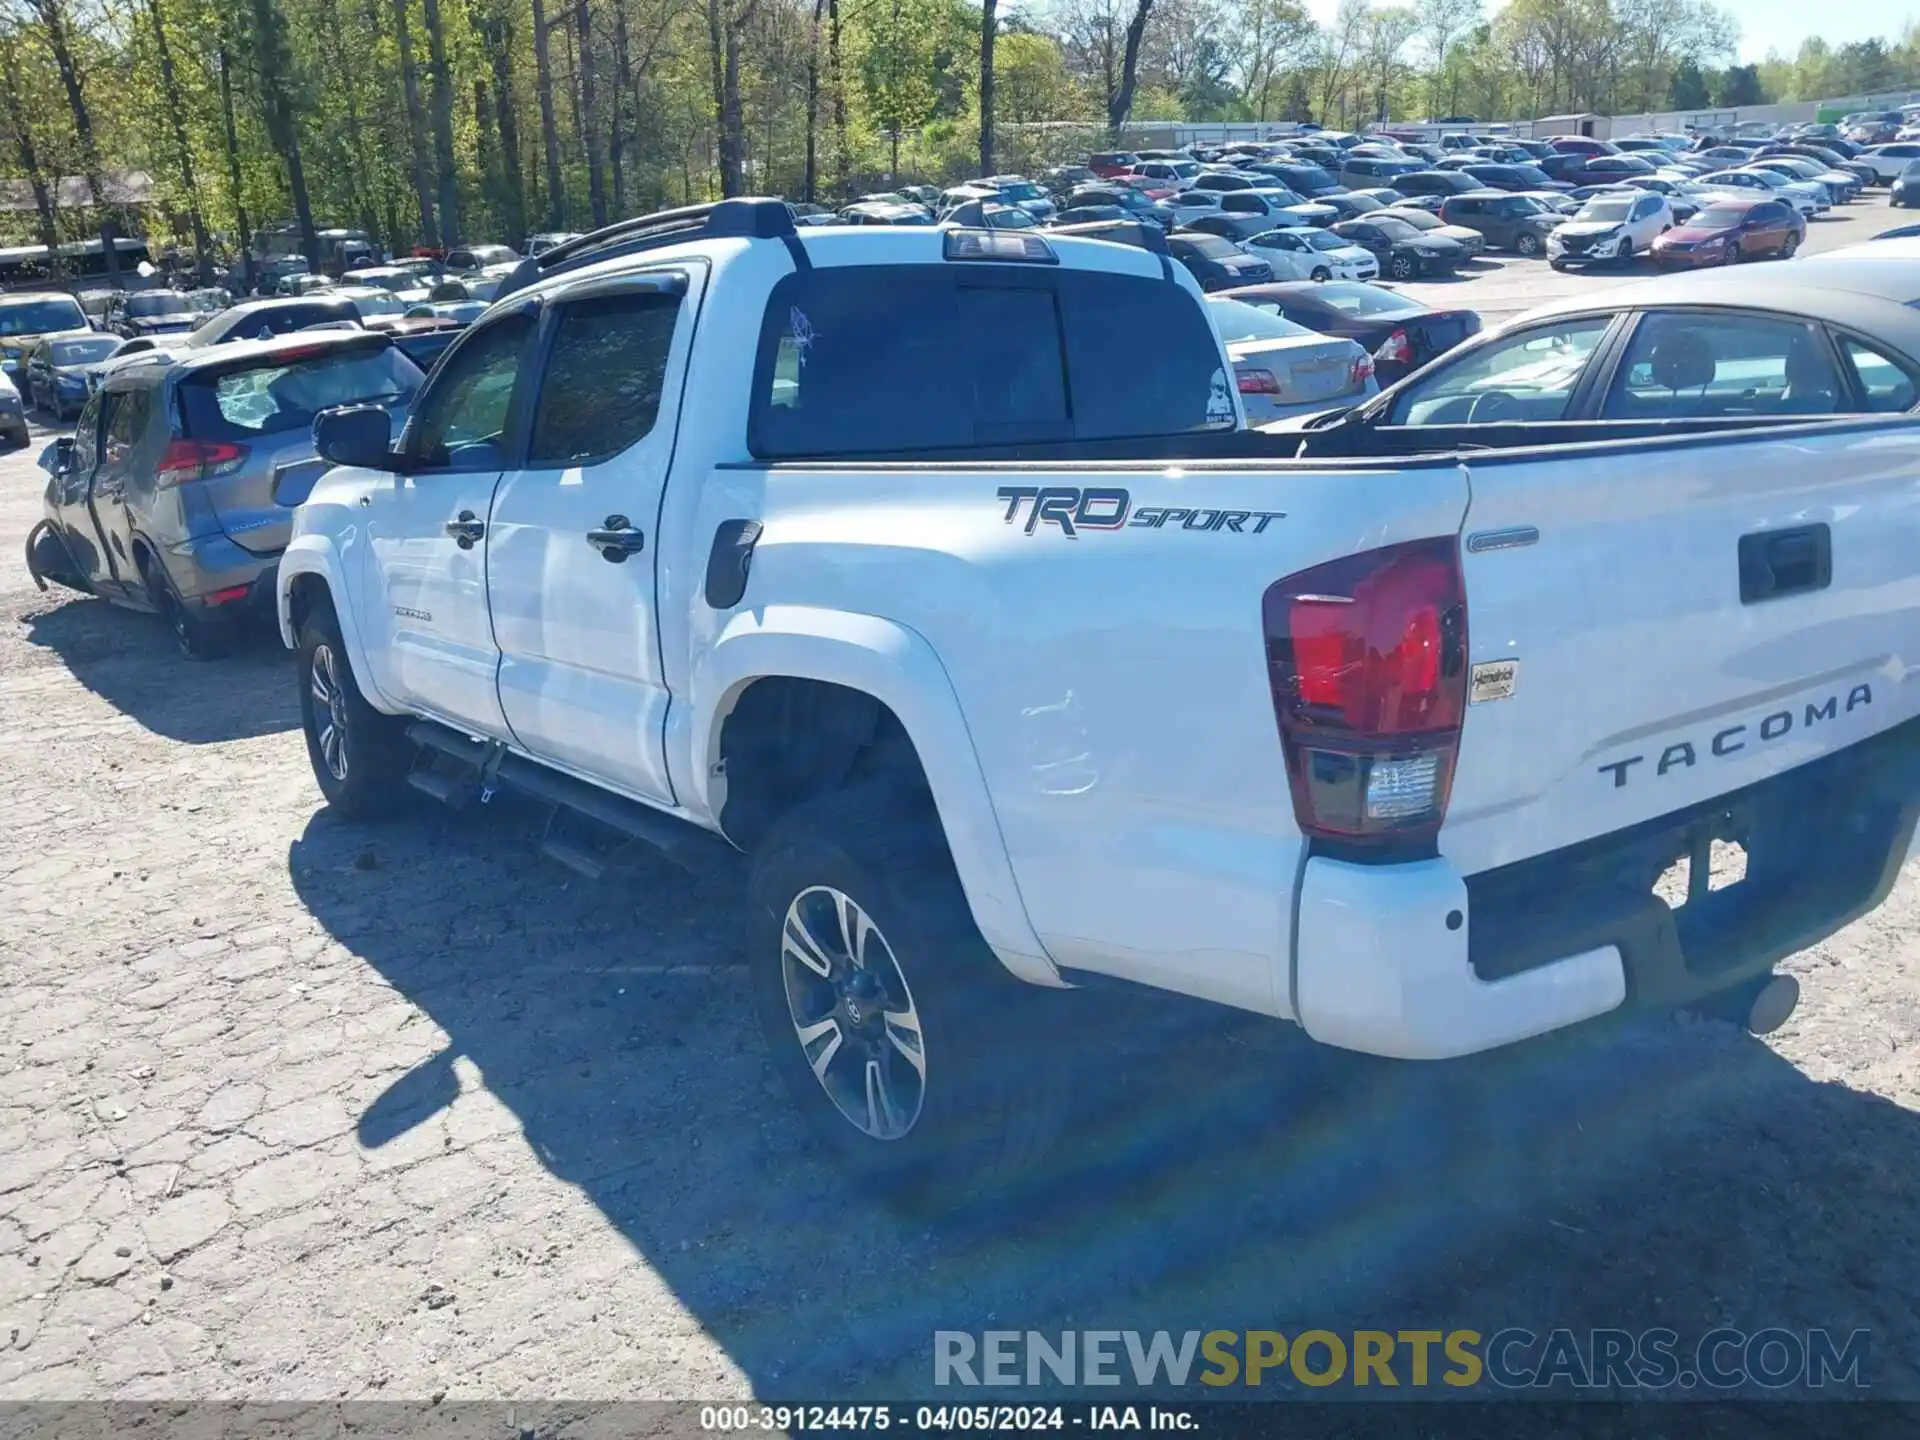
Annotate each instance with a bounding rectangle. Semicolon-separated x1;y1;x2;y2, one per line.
748;783;1068;1216
298;599;410;817
142;558;230;660
1779;232;1799;259
1516;232;1543;257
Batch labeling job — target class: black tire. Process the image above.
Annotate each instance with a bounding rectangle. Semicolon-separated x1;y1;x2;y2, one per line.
1516;232;1543;257
1389;252;1417;280
297;597;411;818
1780;232;1799;259
1549;258;1567;271
1617;238;1632;264
1722;240;1739;265
142;558;231;660
748;782;1068;1217
1309;266;1331;282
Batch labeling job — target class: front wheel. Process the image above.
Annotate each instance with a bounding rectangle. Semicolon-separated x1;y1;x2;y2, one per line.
298;600;410;817
1721;240;1739;265
1389;253;1417;280
1516;232;1543;257
1309;266;1331;282
748;784;1068;1216
1617;238;1633;264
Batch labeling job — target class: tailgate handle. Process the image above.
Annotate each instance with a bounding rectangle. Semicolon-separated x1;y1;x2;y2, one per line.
1739;523;1830;604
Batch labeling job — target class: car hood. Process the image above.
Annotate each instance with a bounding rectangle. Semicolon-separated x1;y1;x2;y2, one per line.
1276;203;1339;224
1556;220;1625;237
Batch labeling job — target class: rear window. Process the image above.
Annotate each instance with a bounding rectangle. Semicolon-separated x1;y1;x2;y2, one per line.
749;264;1231;458
199;302;353;343
1300;283;1419;318
0;297;86;335
180;345;423;441
51;337;119;365
126;293;195;317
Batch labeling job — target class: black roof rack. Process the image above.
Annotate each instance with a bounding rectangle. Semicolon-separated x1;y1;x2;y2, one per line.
494;197;799;299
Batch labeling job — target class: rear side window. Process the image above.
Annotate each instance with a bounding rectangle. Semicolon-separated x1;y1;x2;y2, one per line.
1839;336;1919;412
750;265;1229;458
1601;312;1843;420
528;291;680;465
180;346;422;442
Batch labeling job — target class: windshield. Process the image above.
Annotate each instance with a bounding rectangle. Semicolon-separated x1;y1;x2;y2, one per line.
1739;169;1784;187
1369;215;1420;237
1690;206;1750;228
1577;199;1633;222
1385;209;1438;229
346;292;406;317
1513;166;1553;184
180;346;423;442
0;297;86;336
127;293;195;317
1304;229;1353;251
1206;298;1311;344
1000;183;1044;201
1502;196;1550;216
50;336;119;365
1179;235;1242;259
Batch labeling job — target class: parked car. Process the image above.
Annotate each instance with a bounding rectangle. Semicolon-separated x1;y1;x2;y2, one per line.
1337;156;1425;190
1155;188;1226;228
445;243;520;272
1845;111;1903;145
1607;175;1709;221
1053;203;1130;227
1548;191;1673;269
1223;280;1482;383
1204;294;1376;423
1460;162;1572;195
1217;187;1338;228
1190;171;1262;194
1856;143;1920;182
1255;161;1344;197
1167;231;1272;290
939;200;1038;231
525;231;584;255
1650;197;1803;267
1894;160;1920;207
178;296;364;347
1330;214;1465;280
1698;167;1825;216
1129;159;1202;191
1346;187;1408;208
1319;193;1386;222
1289;258;1920;440
0;292;89;389
26;329;424;656
0;370;26;444
1746;155;1860;203
22;332;121;419
384;314;467;371
342;265;436;301
1394;170;1483;208
1087;151;1141;178
839;201;933;225
274;272;337;297
1240;225;1380;281
1438;192;1564;255
1064;185;1167;228
102;290;201;340
1761;143;1878;189
1376;205;1487;258
980;176;1058;221
1038;165;1096;195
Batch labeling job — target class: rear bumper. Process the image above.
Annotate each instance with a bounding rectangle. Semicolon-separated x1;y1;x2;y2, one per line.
166;530;282;619
1294;718;1920;1060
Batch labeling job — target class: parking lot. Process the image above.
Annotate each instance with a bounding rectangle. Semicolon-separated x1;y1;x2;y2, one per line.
3;191;1920;1405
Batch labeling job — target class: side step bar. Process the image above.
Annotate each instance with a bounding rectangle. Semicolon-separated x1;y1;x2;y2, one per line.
405;720;738;875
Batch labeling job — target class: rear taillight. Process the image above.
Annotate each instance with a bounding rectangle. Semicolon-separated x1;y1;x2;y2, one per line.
1237;368;1281;395
1262;537;1467;855
156;439;248;489
1349;352;1375;389
1374;328;1413;366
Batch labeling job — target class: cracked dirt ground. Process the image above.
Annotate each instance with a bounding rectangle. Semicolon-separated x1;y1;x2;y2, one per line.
2;436;1919;1403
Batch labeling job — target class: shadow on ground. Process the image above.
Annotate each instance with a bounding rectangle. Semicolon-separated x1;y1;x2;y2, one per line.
22;596;295;744
288;796;1920;1406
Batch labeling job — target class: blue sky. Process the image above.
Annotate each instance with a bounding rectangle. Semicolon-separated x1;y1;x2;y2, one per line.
1301;0;1915;64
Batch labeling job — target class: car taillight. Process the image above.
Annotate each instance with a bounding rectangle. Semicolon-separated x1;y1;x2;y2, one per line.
1237;368;1281;395
1349;352;1375;388
155;439;248;489
1262;537;1467;855
1374;328;1413;366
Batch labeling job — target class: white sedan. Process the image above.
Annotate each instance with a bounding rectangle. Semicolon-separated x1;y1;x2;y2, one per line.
1241;226;1380;281
1697;168;1826;216
1204;296;1379;425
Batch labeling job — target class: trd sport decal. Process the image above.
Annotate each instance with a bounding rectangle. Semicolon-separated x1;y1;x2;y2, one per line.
996;486;1285;538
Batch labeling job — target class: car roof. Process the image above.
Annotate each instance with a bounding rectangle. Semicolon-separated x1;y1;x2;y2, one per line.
163;328;386;378
1507;257;1920;339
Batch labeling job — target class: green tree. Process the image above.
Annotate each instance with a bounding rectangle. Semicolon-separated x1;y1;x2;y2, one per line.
1667;54;1707;108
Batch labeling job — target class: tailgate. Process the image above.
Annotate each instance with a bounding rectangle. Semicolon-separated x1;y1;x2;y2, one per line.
1443;422;1920;876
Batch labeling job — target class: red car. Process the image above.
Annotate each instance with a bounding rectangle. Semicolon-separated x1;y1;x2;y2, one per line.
1650;195;1804;268
1115;173;1178;202
1088;151;1141;179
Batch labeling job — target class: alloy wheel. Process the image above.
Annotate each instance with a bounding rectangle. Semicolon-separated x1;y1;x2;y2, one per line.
780;885;927;1141
309;643;350;781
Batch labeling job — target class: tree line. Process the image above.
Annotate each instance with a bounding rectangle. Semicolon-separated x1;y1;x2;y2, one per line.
0;0;1915;272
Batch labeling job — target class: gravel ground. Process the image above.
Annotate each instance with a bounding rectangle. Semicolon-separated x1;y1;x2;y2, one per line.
2;199;1918;1406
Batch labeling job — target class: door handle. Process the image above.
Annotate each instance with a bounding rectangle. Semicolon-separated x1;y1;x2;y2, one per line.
445;509;485;549
586;514;645;563
1739;523;1830;604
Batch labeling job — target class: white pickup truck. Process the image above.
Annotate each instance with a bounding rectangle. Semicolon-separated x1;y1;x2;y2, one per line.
278;200;1920;1209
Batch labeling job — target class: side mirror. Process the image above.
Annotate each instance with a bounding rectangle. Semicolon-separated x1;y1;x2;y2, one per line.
39;436;74;476
313;404;396;471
